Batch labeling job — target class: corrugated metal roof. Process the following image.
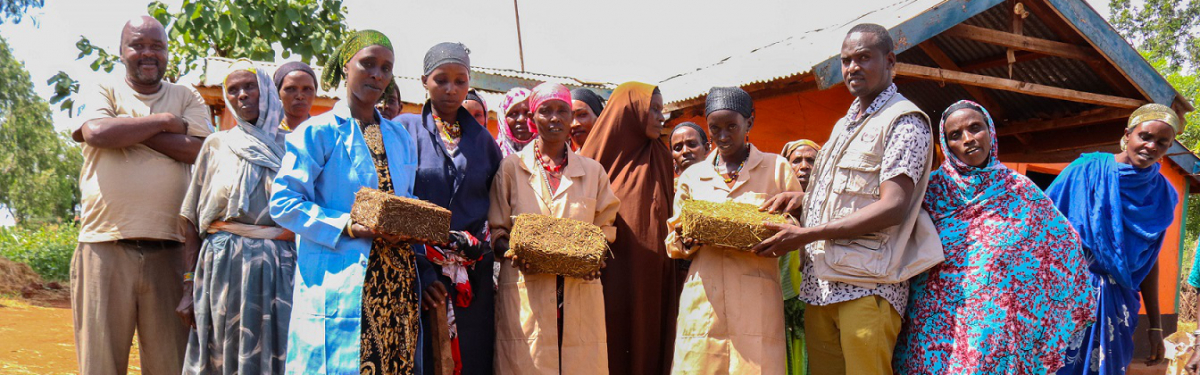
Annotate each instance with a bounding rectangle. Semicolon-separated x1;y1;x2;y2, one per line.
896;4;1123;123
201;57;340;99
471;67;615;91
657;0;947;105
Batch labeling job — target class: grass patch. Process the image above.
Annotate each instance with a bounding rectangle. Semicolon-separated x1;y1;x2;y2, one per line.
0;224;77;282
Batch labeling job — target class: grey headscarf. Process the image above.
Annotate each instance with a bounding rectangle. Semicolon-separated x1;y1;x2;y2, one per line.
272;61;316;93
423;42;471;76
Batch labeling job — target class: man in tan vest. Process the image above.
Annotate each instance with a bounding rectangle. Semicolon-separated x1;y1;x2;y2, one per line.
753;23;942;374
70;16;212;375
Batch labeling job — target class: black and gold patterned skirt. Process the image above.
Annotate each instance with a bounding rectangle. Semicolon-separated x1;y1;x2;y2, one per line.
360;241;421;375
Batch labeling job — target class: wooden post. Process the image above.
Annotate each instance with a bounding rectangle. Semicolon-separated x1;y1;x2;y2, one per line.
513;0;526;72
429;303;454;375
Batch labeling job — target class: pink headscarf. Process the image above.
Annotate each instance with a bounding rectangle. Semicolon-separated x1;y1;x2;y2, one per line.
528;83;573;115
496;87;536;157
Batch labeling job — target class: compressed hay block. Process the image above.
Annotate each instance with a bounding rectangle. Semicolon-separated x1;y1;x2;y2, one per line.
680;199;789;249
351;187;451;244
508;214;608;278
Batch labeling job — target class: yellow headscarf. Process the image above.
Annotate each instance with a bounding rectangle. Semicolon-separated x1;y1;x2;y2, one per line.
1127;103;1182;133
782;139;821;158
1122;103;1183;150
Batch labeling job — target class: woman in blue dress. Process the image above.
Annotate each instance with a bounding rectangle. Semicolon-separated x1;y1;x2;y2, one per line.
270;30;423;374
1052;103;1183;375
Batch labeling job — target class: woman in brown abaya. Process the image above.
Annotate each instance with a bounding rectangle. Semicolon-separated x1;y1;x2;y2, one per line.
578;81;677;375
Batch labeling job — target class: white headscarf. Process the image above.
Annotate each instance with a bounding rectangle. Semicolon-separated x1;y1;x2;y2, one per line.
220;59;286;219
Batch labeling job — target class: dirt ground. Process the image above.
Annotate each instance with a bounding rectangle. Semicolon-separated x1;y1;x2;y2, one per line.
0;257;1174;375
0;255;143;374
0;294;145;375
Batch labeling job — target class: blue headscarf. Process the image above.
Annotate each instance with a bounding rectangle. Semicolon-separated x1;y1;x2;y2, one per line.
1048;150;1178;374
1047;152;1177;288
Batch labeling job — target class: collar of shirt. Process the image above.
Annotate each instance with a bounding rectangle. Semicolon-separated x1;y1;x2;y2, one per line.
843;83;899;127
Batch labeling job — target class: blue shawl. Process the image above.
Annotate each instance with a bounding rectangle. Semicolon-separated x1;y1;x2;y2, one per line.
1049;152;1177;375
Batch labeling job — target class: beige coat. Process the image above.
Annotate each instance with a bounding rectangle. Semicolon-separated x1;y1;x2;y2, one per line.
489;145;621;375
665;145;802;375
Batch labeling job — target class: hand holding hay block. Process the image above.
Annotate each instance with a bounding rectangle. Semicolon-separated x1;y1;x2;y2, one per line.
350;187;451;244
679;199;790;249
508;214;609;278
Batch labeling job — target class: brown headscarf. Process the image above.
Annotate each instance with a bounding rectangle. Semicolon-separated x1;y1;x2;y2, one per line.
579;82;674;216
578;81;677;375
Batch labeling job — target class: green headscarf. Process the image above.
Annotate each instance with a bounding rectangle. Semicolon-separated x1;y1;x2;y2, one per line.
322;29;395;91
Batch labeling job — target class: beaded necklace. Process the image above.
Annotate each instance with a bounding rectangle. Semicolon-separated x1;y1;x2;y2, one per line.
433;115;462;151
534;140;568;175
435;115;461;138
714;145;749;184
534;140;569;194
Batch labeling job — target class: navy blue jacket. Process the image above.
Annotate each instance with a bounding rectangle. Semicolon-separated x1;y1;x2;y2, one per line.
398;102;502;375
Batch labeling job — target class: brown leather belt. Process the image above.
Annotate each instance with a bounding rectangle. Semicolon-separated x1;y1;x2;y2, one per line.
116;239;180;248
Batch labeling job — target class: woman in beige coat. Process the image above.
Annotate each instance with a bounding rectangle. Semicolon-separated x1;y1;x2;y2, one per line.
489;83;621;375
667;87;802;374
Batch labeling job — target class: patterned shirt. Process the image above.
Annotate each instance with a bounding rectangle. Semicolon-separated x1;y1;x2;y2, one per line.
798;84;931;314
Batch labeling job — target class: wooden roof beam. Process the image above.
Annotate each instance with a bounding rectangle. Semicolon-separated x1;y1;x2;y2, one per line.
958;50;1045;72
999;144;1120;163
1020;123;1123;153
894;63;1145;109
1018;0;1145;100
916;41;1007;120
997;107;1133;136
941;24;1100;62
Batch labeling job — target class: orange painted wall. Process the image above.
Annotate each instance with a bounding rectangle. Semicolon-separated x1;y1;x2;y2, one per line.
667;86;855;155
670;85;1191;315
217;104;333;131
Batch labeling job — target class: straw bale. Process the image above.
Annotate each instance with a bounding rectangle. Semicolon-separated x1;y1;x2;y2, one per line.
680;199;789;249
508;214;608;278
351;187;451;244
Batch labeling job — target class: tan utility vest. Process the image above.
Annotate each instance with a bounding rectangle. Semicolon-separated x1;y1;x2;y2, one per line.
803;92;944;288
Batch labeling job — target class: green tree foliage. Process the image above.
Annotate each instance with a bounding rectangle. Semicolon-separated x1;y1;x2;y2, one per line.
50;0;351;114
1149;54;1200;252
146;0;349;80
0;0;43;25
1110;0;1200;256
1109;0;1200;73
0;35;82;224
